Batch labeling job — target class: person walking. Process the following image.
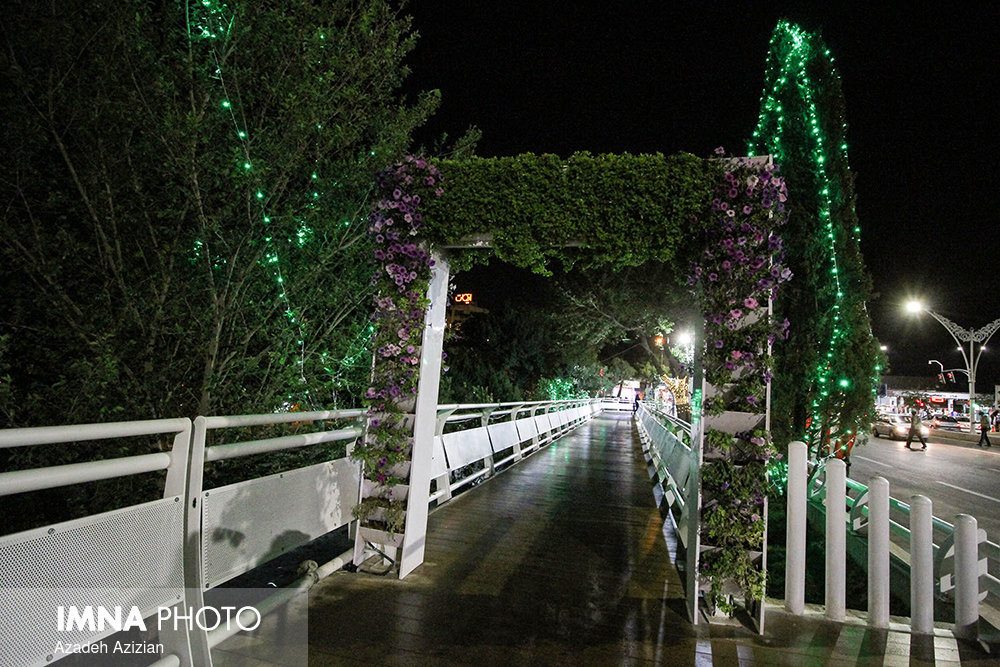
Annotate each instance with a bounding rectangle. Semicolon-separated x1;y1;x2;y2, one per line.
905;410;927;450
977;411;992;447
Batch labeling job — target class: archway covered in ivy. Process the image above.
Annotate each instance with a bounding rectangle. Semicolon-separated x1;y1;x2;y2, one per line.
351;20;878;626
355;150;790;627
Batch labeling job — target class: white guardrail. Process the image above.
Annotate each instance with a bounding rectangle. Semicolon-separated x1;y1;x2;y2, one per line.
632;403;696;546
784;440;998;639
0;398;603;667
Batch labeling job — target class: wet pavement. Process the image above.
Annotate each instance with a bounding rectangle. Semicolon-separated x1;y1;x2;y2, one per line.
303;414;995;665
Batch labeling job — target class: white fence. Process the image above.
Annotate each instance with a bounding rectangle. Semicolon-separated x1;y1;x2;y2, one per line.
785;440;997;638
429;399;599;504
0;399;600;667
633;403;695;540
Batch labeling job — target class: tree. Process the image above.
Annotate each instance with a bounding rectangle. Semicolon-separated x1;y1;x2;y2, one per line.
748;21;884;456
0;0;439;425
442;305;553;402
554;263;697;379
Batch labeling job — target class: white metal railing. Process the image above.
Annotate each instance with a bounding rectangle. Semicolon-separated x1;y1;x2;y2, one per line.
0;418;194;667
785;440;996;638
633;403;696;543
428;399;600;504
185;409;365;664
0;400;604;667
0;410;364;667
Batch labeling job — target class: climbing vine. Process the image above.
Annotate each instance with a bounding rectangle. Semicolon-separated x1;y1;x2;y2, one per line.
688;151;792;614
352;156;442;534
420;152;715;273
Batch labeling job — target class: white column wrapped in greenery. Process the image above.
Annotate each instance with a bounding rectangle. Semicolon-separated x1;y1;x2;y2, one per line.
688;151;791;626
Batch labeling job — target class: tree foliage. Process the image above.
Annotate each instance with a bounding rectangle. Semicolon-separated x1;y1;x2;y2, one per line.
0;0;438;426
421;152;715;273
748;21;884;455
553;263;696;379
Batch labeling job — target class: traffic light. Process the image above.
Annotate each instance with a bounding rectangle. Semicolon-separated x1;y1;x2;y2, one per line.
947;372;955;382
937;374;945;384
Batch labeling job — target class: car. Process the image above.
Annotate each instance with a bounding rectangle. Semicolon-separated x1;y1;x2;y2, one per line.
927;414;960;430
872;413;930;440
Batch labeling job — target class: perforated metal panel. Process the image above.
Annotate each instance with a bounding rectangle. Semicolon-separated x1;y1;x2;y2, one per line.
0;497;185;667
486;421;518;453
515;418;537;443
431;436;449;479
534;415;553;437
201;457;360;589
441;427;492;470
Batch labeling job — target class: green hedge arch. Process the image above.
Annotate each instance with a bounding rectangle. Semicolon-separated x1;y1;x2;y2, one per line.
419;151;716;274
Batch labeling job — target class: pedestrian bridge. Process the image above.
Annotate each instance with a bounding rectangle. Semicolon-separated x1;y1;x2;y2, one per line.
0;404;995;665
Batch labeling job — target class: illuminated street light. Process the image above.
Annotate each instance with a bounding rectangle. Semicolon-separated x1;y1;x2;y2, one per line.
906;301;1000;432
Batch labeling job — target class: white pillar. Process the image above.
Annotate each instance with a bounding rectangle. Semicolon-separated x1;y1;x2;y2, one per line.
910;495;934;633
785;441;807;615
398;251;450;578
825;458;847;622
867;477;890;628
953;514;979;639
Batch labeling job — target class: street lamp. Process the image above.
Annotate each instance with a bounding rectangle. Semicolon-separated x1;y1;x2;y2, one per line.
906;301;1000;432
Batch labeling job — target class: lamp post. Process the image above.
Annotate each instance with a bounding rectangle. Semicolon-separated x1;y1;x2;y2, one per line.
907;301;1000;433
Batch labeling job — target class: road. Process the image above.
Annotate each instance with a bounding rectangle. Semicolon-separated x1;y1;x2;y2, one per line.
848;431;1000;543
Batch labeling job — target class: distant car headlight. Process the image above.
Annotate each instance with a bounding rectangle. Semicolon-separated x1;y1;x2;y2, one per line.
894;425;907;434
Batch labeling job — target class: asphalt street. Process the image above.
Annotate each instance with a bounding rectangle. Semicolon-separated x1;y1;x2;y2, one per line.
848;430;1000;544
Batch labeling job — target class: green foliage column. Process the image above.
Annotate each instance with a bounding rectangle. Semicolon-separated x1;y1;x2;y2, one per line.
748;21;884;458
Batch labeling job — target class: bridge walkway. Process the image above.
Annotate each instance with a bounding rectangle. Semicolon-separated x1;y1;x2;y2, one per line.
289;413;991;666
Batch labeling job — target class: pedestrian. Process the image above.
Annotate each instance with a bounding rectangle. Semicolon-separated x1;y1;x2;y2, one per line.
905;409;927;450
632;392;641;413
977;411;992;447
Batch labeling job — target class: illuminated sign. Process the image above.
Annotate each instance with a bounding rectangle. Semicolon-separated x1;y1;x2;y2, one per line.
454;293;473;304
929;397;946;403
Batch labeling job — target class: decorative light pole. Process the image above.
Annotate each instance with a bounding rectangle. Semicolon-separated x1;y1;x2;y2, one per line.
906;301;1000;433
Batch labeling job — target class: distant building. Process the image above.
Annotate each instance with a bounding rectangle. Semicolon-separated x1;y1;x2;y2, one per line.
446;292;488;330
876;375;989;414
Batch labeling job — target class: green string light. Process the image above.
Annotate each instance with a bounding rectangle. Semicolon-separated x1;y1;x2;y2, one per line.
186;0;340;405
749;20;880;456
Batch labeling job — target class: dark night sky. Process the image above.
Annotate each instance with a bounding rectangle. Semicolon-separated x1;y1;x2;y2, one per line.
401;2;1000;392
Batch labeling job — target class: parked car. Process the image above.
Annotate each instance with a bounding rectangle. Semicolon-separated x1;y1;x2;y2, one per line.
872;413;930;440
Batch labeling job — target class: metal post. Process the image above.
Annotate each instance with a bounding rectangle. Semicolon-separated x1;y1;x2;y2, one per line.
953;514;979;639
398;251;450;579
825;458;847;622
910;495;934;634
867;477;889;628
785;440;807;615
969;338;976;431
